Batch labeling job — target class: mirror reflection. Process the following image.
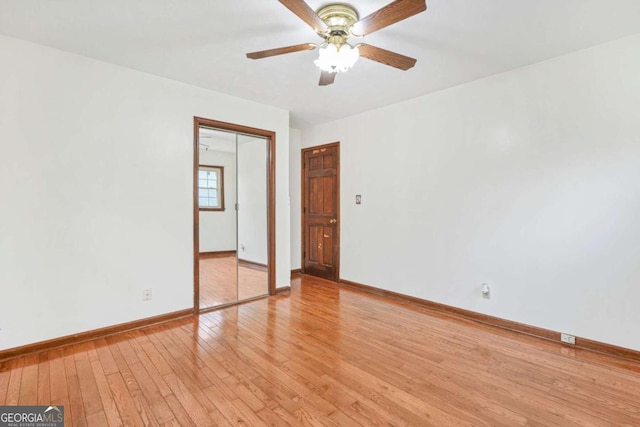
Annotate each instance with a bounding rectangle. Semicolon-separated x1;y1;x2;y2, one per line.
198;127;268;310
237;134;268;301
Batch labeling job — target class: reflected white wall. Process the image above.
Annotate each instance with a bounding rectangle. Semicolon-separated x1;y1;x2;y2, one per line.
199;148;236;252
237;136;268;265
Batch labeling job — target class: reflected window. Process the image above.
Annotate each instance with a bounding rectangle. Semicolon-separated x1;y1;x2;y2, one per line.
198;165;224;211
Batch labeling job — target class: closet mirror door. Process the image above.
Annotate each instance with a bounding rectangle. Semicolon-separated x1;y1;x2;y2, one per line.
198;127;238;309
236;134;269;301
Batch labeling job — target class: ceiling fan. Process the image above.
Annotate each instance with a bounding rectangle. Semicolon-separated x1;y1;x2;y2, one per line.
246;0;427;86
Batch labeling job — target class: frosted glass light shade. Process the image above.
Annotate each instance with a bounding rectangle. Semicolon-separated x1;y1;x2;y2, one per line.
314;44;360;73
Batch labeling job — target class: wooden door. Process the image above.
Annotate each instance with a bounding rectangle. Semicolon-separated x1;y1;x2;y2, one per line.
302;142;339;281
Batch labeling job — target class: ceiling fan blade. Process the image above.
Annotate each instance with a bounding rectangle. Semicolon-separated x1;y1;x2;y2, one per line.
359;44;417;70
246;43;316;60
319;71;336;86
354;0;426;36
278;0;328;32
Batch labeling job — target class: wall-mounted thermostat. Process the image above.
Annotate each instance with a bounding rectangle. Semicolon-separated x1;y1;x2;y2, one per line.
355;195;361;205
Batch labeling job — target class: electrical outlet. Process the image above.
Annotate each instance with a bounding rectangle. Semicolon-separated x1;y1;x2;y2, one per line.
143;288;152;301
560;333;576;345
481;283;490;299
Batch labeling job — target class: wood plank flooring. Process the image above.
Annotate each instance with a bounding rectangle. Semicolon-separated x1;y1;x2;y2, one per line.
2;274;640;425
199;255;268;309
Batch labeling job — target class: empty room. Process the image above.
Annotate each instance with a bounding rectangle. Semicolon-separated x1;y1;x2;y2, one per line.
1;0;640;425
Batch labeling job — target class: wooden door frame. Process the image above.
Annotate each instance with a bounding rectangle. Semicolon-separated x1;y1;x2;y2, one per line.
193;117;276;313
301;141;340;281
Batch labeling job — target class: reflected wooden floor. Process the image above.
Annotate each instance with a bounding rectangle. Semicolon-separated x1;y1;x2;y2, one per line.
199;254;268;309
2;275;640;426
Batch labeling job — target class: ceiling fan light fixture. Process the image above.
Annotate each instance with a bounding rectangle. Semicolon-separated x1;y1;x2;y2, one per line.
314;43;360;73
247;0;426;85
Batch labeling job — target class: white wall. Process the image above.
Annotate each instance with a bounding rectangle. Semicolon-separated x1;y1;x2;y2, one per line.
289;128;302;270
237;137;268;265
300;34;640;351
0;35;290;351
199;149;236;252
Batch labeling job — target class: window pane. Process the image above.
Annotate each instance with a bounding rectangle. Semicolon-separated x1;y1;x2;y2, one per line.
198;166;223;209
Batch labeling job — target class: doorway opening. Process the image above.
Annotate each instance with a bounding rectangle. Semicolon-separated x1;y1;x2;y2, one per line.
193;117;276;312
301;142;340;282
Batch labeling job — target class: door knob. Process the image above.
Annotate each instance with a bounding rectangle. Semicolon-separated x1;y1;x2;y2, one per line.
329;218;337;224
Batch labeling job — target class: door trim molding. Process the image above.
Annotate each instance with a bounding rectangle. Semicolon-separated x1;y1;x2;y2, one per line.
301;142;340;282
193;117;276;312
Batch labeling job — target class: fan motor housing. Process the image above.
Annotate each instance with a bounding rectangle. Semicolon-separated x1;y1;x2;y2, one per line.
317;4;359;34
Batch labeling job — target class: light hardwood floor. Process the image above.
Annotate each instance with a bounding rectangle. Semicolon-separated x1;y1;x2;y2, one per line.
2;275;640;426
199;255;268;309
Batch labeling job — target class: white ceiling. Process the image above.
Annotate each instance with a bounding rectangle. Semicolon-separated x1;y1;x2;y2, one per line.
199;127;265;152
199;128;236;153
2;0;640;127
